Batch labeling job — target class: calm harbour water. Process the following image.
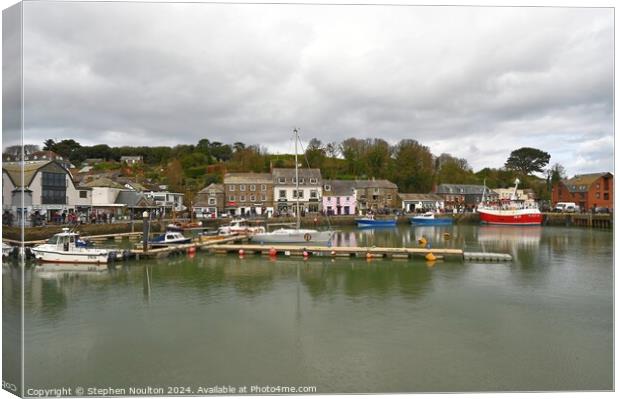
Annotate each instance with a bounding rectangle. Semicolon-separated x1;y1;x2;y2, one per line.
3;225;614;393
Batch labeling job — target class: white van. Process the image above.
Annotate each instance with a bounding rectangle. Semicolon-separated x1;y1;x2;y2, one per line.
554;202;579;213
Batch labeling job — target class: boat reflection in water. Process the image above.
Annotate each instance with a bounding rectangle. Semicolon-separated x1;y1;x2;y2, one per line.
35;262;111;273
476;225;542;261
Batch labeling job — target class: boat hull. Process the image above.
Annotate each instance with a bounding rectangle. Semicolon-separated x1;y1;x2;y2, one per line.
148;238;192;247
251;230;334;244
478;209;542;225
410;217;453;226
31;248;110;264
356;219;397;227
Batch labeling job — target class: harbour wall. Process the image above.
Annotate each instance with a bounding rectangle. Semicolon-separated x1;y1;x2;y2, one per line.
3;212;612;242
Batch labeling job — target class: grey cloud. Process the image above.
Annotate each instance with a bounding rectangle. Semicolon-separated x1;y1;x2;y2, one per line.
12;2;613;176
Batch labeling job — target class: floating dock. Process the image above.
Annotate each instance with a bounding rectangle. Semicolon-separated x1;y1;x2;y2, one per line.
205;242;512;262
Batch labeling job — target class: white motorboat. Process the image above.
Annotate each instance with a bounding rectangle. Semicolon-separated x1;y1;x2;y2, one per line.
249;129;334;245
218;219;266;236
31;229;112;264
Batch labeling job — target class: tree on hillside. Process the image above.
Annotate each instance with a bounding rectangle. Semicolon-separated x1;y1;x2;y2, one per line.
51;139;82;162
365;138;391;178
165;159;184;192
548;163;567;185
24;144;40;155
304;138;326;169
435;153;478;185
504;147;550;175
43;139;56;151
392;139;434;192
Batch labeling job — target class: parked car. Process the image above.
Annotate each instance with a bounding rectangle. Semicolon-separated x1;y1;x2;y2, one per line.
594;207;611;214
554;202;579;213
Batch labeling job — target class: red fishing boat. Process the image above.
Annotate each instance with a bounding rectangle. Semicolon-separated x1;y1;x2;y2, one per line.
477;179;542;225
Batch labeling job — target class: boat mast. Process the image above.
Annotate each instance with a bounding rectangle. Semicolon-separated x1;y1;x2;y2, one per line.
294;128;300;230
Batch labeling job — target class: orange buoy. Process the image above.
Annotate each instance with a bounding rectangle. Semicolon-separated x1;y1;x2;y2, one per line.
366;252;373;259
425;252;436;261
239;249;245;256
331;250;336;256
269;247;277;257
303;250;309;258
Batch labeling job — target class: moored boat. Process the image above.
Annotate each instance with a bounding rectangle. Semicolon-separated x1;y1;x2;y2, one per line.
148;231;192;247
31;229;112;264
248;128;335;245
356;215;397;227
410;212;453;226
2;242;14;258
477;179;542;226
218;218;266;236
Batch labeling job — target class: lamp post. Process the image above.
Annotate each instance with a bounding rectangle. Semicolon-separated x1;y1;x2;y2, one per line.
142;210;150;253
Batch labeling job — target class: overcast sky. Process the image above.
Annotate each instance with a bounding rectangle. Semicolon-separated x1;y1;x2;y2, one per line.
5;1;615;176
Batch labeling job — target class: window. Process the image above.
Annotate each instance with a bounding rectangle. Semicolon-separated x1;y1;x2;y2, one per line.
346;197;350;201
42;172;67;204
228;185;235;191
324;185;331;191
228;195;235;202
239;195;246;202
239;184;246;191
310;178;317;184
604;193;609;200
596;192;600;199
250;195;256;202
278;177;286;184
208;198;216;205
374;188;379;194
279;190;286;198
299;178;305;184
293;190;304;199
596;183;600;190
250;185;256;191
261;184;267;191
260;194;267;201
310;190;318;199
387;194;392;200
79;191;88;198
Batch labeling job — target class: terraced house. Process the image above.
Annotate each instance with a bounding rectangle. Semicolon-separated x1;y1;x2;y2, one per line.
193;183;224;218
353;179;398;212
434;184;499;209
272;168;322;214
224;173;274;216
552;172;613;211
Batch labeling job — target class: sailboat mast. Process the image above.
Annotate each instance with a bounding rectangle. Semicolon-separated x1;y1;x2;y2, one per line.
294;128;300;229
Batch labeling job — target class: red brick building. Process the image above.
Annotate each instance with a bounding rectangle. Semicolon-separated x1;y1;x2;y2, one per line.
551;172;613;211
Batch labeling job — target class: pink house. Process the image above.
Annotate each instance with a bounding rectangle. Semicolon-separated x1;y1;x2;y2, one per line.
322;180;357;215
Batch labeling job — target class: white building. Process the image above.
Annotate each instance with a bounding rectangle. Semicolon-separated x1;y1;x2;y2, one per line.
272;168;322;214
144;191;186;215
2;160;89;225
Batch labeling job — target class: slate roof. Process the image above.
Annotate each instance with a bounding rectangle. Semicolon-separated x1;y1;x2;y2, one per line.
115;190;156;207
398;193;444;202
82;177;124;189
198;183;224;194
224;172;273;184
353;179;398;189
323;180;356;196
435;184;497;195
272;168;321;184
562;172;613;193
